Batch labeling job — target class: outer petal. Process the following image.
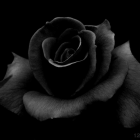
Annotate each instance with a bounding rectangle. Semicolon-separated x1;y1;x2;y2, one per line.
50;17;85;38
85;19;115;85
23;42;129;121
28;24;55;96
74;30;97;93
116;43;140;128
0;53;33;114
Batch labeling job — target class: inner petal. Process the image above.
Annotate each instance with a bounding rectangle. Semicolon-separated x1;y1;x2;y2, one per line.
54;35;81;62
60;48;75;62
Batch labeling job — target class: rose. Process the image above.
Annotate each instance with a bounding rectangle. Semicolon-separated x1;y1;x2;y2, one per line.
0;17;140;128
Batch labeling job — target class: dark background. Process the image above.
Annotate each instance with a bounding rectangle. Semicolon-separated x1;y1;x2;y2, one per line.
0;2;139;139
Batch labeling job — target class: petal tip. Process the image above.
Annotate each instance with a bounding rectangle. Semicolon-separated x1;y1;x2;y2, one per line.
102;19;111;29
96;19;115;41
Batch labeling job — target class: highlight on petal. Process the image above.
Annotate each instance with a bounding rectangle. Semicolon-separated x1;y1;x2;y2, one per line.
48;58;88;68
23;42;129;121
0;53;33;114
42;37;56;60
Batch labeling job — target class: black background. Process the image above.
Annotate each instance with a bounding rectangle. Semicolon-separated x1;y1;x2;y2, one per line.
0;2;139;139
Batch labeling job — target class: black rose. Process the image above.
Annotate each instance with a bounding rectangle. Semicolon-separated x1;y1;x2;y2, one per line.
0;17;140;128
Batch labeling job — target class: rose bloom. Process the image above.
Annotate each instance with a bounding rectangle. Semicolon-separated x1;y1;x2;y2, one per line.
0;17;140;138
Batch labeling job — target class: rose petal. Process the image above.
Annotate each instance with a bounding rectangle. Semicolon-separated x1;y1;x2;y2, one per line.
74;30;97;93
54;35;80;62
29;25;91;97
115;42;140;128
60;48;75;62
48;36;90;67
29;24;56;96
85;19;115;85
23;91;84;121
42;37;56;60
45;28;79;60
51;30;95;67
50;17;85;38
118;96;140;128
23;42;129;121
54;28;79;50
52;35;86;66
0;53;33;114
92;42;129;101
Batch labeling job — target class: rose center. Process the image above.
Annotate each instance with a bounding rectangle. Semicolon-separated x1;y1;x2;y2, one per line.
54;35;81;63
60;48;75;62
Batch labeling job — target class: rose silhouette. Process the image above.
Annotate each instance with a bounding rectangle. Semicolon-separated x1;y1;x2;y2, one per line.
0;17;140;128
